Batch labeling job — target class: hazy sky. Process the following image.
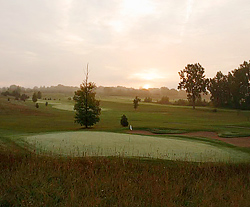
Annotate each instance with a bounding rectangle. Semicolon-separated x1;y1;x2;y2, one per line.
1;0;250;89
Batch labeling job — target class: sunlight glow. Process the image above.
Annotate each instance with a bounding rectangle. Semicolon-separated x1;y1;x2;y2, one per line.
132;69;163;81
109;20;125;33
143;84;150;89
121;0;156;17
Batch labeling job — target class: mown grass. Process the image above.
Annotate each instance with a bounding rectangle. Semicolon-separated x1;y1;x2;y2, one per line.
97;99;250;134
25;131;250;162
0;97;77;134
2;96;250;135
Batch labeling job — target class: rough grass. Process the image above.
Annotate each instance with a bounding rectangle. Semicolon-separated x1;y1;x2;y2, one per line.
218;131;250;138
0;151;250;207
25;131;250;162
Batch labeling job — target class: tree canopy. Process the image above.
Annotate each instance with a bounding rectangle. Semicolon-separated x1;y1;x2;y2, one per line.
178;63;208;109
208;60;250;109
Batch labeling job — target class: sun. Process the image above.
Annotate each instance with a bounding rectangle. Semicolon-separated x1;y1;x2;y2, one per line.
142;84;150;89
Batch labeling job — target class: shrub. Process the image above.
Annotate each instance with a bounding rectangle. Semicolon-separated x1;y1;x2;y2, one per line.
157;96;170;104
35;103;39;108
20;94;29;101
173;99;189;106
120;115;129;127
212;108;217;112
144;97;152;103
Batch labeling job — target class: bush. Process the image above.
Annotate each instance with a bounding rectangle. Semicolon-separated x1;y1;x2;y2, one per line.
173;99;189;106
144;97;152;103
20;94;29;101
35;103;39;108
212;108;217;112
196;98;209;106
157;96;170;104
1;91;10;96
120;115;129;127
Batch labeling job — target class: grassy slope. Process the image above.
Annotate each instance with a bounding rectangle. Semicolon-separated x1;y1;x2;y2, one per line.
1;95;250;206
0;97;77;134
2;96;250;134
1;96;250;157
98;99;250;133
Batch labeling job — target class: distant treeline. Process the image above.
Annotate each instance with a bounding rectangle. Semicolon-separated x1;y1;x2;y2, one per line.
0;84;79;95
96;86;195;101
0;84;199;102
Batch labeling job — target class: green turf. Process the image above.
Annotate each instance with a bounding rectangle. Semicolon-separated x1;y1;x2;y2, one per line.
1;95;250;163
25;131;250;162
1;95;250;206
2;96;250;135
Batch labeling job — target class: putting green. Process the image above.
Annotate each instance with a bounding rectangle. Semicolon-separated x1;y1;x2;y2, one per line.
52;104;74;111
52;104;109;112
25;131;250;162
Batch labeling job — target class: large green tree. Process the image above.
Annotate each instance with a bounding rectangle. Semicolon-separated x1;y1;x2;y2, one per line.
178;63;208;109
208;60;250;109
73;66;101;128
208;71;230;107
228;61;250;109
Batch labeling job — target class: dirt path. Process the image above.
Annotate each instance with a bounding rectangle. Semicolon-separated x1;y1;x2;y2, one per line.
127;130;250;148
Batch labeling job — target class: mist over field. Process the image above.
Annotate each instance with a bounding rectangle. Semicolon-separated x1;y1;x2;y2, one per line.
1;0;250;206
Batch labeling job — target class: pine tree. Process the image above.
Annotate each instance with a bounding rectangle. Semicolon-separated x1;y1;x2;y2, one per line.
73;65;101;128
32;92;37;103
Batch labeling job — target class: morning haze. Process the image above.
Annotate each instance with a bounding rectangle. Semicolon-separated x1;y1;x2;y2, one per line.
1;1;250;206
1;0;250;89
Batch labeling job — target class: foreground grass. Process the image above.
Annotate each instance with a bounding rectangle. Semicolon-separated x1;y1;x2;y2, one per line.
0;151;250;207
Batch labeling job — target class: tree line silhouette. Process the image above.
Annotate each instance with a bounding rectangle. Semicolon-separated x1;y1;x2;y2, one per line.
178;60;250;109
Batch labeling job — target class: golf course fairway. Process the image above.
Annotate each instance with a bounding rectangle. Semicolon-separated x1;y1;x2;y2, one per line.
25;131;250;162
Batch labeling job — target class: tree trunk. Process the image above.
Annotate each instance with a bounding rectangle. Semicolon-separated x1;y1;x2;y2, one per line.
192;94;195;109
